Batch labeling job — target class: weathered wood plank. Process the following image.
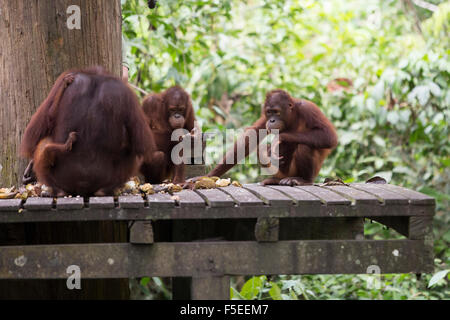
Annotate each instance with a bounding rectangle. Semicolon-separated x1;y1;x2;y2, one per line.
195;189;235;208
191;276;230;300
56;197;84;210
373;184;435;205
146;193;176;208
89;197;115;209
0;199;22;211
0;240;433;278
176;190;206;208
0;202;433;224
23;197;54;211
322;185;379;205
118;195;145;209
255;217;279;242
350;183;409;205
130;221;154;244
296;186;351;205
243;184;293;206
267;186;322;205
219;186;264;206
409;216;434;240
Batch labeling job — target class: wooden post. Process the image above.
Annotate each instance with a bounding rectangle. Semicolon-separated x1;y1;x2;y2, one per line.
0;0;126;300
130;221;154;244
191;276;230;300
0;0;122;186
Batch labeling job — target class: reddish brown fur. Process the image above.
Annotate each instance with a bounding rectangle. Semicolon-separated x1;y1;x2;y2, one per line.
20;66;157;196
140;86;195;184
207;89;338;185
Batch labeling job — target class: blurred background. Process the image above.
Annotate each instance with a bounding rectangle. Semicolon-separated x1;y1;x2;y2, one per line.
122;0;449;300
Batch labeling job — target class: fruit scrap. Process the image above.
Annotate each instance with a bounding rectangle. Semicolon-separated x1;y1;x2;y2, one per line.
194;177;216;189
322;178;348;186
215;178;231;187
232;181;243;187
154;183;183;194
121;179;140;195
139;183;155;195
168;184;183;193
0;187;18;199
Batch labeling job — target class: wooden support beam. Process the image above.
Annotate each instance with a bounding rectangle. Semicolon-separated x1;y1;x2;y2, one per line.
191;276;230;300
0;240;434;279
0;202;435;224
255;217;279;242
409;216;433;240
130;221;154;244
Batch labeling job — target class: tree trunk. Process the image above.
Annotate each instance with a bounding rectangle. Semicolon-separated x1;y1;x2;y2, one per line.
0;0;122;186
0;0;128;300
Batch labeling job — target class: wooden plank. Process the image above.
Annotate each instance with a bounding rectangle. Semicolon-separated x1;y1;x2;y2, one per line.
295;186;351;205
0;240;434;279
219;186;264;207
176;190;206;208
118;195;144;209
373;184;435;205
322;185;379;205
0;201;432;224
350;183;409;205
194;189;235;208
23;197;54;211
243;184;293;206
267;185;321;204
89;197;115;209
0;199;22;211
191;276;230;300
130;221;154;244
146;193;176;208
56;197;84;210
409;216;434;240
255;217;279;242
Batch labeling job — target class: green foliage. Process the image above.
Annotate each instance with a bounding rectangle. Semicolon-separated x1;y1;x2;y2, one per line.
428;269;449;288
123;0;449;300
231;268;449;300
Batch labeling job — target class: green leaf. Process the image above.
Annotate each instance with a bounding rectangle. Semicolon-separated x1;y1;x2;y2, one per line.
428;269;450;288
373;136;386;148
268;282;282;300
387;111;399;124
140;277;150;287
240;276;264;300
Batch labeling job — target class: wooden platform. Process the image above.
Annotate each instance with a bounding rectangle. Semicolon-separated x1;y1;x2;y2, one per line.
0;183;435;222
0;183;435;299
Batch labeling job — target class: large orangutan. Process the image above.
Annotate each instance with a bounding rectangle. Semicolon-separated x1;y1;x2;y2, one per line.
140;86;196;184
20;66;157;196
205;89;338;186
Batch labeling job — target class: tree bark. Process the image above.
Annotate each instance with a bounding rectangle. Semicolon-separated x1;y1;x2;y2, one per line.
0;0;128;300
0;0;122;186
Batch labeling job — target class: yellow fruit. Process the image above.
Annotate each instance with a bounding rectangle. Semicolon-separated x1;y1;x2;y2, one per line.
194;177;216;189
140;183;155;195
216;178;231;187
232;181;243;187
